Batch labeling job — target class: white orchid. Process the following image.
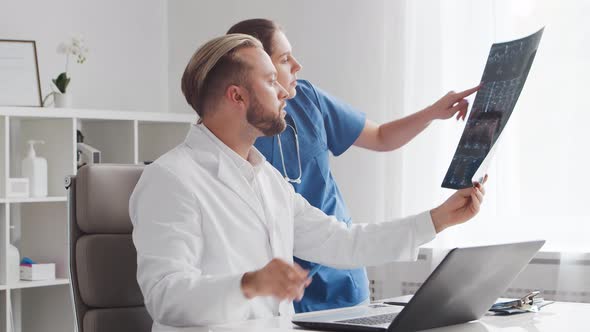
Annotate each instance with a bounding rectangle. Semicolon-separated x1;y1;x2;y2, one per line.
52;35;89;94
57;35;89;74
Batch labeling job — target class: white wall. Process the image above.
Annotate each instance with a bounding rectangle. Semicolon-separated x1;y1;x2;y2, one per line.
167;0;408;223
0;0;168;112
1;0;410;223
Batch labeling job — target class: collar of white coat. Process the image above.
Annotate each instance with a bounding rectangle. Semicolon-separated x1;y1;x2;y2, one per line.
183;124;268;223
190;123;265;182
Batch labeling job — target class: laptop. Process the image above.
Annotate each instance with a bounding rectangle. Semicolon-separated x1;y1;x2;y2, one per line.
292;240;544;332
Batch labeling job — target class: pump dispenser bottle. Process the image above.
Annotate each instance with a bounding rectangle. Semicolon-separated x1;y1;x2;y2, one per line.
22;140;48;197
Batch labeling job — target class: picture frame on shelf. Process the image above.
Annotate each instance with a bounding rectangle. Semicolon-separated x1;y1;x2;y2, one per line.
0;39;42;107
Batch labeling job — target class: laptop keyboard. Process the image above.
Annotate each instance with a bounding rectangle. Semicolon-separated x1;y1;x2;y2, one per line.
336;312;397;326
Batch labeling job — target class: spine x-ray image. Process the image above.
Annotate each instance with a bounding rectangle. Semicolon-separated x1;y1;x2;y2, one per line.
442;28;544;189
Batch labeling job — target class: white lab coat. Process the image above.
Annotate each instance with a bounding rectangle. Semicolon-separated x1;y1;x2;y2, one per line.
129;124;436;331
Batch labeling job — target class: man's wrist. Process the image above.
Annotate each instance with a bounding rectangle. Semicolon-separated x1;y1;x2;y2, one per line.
241;271;257;299
430;206;448;233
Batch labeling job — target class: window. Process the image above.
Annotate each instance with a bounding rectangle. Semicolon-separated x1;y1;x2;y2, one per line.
396;0;590;252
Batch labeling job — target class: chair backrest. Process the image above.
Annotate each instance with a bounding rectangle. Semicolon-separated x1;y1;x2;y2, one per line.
67;164;152;332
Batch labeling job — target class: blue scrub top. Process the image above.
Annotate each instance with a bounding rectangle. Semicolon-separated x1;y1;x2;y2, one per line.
254;80;368;313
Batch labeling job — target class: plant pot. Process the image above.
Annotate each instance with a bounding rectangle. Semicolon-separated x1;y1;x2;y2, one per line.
54;93;72;108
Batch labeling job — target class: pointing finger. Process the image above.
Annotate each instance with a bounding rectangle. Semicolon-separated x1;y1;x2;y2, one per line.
455;84;480;99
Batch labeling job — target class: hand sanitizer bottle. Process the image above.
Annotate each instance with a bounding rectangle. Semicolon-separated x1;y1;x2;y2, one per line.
22;140;48;197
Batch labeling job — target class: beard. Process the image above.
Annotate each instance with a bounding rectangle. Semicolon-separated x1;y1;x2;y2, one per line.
246;93;286;136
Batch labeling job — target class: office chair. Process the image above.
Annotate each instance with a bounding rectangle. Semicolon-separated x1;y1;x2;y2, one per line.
66;164;152;332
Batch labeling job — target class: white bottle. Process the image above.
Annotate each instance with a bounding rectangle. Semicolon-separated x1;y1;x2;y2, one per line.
22;140;48;197
8;244;20;283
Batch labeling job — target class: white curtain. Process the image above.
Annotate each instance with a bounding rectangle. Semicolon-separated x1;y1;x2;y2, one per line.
367;0;590;301
387;0;590;253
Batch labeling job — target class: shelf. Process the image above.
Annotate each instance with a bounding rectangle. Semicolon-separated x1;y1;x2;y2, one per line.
0;196;67;204
0;106;196;123
8;278;69;290
0;107;193;331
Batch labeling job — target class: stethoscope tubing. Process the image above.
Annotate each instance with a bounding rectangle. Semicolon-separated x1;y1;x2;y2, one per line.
276;115;303;184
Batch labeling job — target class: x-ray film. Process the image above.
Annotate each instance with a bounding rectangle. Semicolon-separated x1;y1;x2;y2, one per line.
442;28;544;189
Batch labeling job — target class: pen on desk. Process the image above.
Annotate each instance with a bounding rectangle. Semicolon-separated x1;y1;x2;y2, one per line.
307;265;322;278
383;301;408;307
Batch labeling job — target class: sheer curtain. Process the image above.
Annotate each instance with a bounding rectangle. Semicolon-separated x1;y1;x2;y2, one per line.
388;0;590;253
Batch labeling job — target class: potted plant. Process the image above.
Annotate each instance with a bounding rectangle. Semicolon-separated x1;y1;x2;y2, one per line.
43;36;88;108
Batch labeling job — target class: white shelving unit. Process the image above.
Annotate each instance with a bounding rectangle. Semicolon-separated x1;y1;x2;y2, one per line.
0;106;194;332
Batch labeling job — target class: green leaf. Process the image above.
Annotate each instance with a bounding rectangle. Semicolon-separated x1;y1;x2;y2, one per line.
53;72;70;93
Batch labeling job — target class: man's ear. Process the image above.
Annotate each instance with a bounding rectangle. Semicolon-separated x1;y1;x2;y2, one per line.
226;85;248;108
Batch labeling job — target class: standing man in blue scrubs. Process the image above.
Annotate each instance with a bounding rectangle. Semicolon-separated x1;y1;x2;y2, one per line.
228;19;480;313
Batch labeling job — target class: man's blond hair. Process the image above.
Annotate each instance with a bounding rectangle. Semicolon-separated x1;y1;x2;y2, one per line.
181;34;263;120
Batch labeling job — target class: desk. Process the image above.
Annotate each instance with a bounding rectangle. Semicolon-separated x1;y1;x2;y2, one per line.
157;299;590;332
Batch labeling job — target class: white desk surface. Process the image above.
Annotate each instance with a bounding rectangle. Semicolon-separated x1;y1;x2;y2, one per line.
157;299;590;332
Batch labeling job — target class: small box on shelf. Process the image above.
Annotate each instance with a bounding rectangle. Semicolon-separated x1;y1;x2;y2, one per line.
7;178;29;198
20;263;56;281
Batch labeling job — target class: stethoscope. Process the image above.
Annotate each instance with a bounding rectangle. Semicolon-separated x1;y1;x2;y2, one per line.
276;113;302;184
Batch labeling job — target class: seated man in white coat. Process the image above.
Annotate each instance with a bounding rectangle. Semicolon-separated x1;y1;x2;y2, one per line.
129;34;486;329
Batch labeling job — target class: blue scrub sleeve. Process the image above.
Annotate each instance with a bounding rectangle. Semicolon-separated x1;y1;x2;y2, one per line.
309;83;366;156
